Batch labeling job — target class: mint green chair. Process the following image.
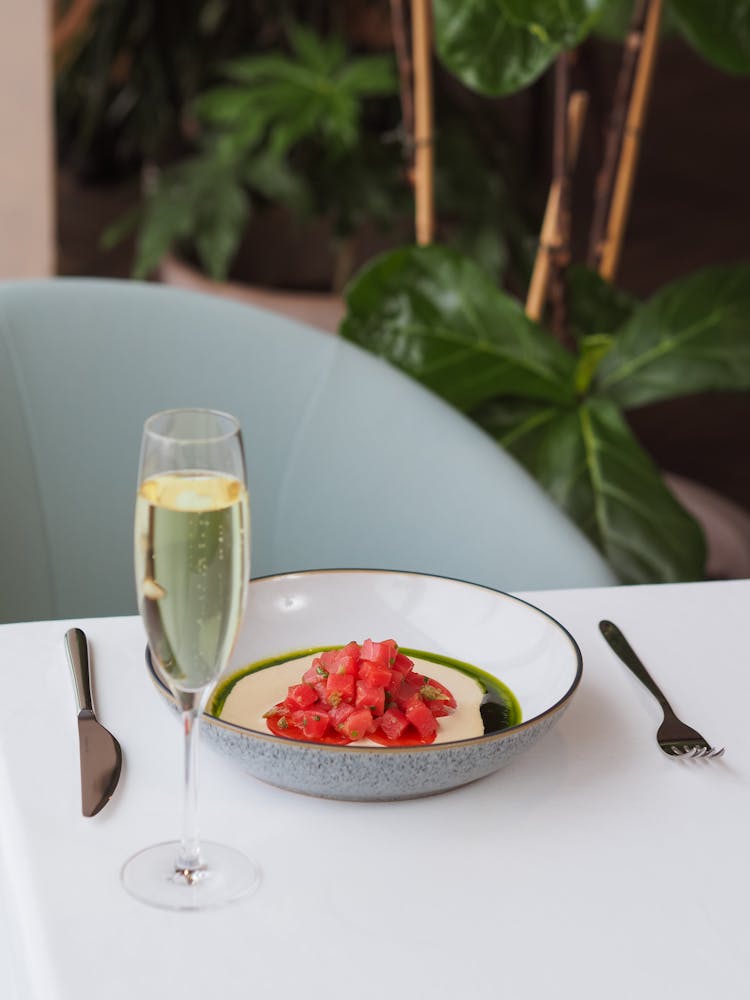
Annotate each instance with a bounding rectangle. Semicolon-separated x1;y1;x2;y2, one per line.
0;279;616;623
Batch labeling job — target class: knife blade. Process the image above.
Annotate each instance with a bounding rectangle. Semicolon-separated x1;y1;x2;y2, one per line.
64;628;123;817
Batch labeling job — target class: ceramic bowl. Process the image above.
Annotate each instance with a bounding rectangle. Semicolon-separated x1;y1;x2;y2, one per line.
147;569;582;800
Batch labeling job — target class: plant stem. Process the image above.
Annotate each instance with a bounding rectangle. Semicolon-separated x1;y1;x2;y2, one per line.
333;235;356;294
596;0;663;281
411;0;435;246
546;52;576;350
526;90;588;325
389;0;415;156
586;0;648;270
53;0;96;70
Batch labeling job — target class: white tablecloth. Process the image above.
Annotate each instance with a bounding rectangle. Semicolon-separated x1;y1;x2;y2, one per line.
1;579;748;1000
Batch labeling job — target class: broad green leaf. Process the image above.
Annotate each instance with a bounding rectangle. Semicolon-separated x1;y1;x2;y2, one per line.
476;395;706;583
575;335;615;395
433;0;607;95
471;395;563;452
341;245;577;410
671;0;750;74
594;264;750;408
566;264;638;340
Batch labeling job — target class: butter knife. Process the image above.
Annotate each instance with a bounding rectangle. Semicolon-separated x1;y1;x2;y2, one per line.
64;628;123;816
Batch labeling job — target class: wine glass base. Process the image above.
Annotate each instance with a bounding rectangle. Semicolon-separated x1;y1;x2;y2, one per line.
121;840;261;911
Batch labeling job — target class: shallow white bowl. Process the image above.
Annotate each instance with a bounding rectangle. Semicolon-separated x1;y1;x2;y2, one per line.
148;570;582;800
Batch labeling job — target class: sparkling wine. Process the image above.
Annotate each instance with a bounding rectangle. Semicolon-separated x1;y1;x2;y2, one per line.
135;471;249;692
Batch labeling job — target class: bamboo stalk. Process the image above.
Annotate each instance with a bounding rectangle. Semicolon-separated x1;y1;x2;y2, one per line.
411;0;435;246
389;0;415;152
546;54;575;345
598;0;663;281
525;90;588;323
586;0;648;269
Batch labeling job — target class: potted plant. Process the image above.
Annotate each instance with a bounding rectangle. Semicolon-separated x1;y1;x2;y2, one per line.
71;0;750;584
104;17;533;330
339;0;750;585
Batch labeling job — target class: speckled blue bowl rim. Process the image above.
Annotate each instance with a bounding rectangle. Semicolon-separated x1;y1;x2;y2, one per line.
146;568;583;753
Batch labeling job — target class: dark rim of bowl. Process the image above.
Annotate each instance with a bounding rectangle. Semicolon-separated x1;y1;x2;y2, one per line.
145;567;584;753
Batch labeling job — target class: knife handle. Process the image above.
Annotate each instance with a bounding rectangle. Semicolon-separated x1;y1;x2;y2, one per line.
65;628;94;713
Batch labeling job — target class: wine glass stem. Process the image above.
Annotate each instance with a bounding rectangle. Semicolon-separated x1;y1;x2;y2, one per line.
177;707;203;872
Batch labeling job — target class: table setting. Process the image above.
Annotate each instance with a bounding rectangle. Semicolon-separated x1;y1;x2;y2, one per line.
1;408;748;999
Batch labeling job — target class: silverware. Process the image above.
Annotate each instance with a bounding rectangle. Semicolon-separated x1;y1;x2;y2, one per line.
64;628;123;815
599;620;725;759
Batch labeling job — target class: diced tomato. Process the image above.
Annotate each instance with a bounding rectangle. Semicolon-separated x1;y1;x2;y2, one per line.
287;682;317;708
395;679;421;711
404;700;438;741
358;660;393;688
418;676;457;717
394;651;414;673
263;639;457;747
325;672;355;704
386;670;404;697
339;708;374;741
303;659;330;684
377;707;410;741
360;639;397;669
355;680;385;717
329;703;355;729
317;650;339;672
331;652;357;676
291;709;330;741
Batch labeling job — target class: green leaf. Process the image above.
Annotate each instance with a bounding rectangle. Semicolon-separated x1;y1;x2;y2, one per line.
336;56;399;97
566;264;638;340
242;151;312;215
575;335;615;395
287;21;347;75
591;0;637;40
476;395;706;583
594;264;750;408
341;245;577;410
194;86;260;126
433;0;607;96
472;396;563;452
671;0;750;74
193;179;249;281
128;149;247;281
216;30;397;157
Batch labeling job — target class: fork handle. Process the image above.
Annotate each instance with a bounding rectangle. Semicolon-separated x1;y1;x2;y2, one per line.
599;620;674;713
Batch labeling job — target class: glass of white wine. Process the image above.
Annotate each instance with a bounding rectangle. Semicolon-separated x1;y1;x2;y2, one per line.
122;408;260;910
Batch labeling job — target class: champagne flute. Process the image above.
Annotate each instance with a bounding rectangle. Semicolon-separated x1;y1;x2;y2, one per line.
122;408;260;910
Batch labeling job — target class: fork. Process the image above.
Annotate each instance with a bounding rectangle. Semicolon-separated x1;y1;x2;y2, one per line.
599;620;725;759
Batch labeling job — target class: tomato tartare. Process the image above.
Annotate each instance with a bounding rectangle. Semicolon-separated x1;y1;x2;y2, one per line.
263;639;457;746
